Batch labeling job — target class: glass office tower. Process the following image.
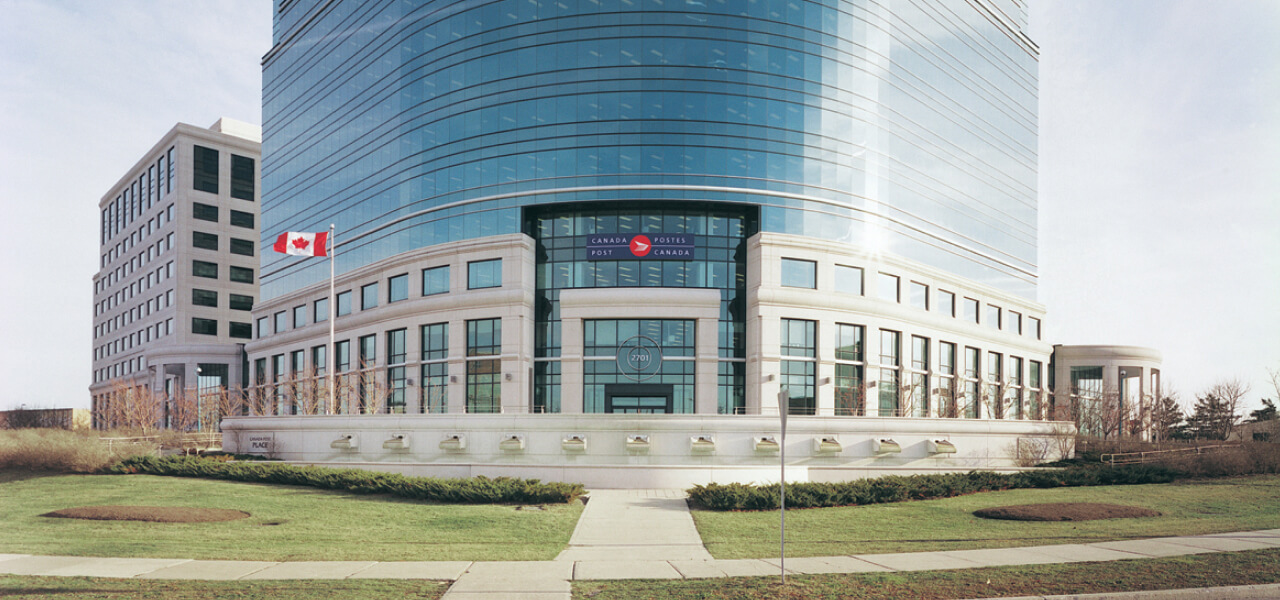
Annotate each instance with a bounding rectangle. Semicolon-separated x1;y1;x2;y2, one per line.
252;0;1049;419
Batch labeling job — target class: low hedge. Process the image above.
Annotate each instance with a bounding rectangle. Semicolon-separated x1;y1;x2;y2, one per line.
688;464;1181;511
110;455;586;505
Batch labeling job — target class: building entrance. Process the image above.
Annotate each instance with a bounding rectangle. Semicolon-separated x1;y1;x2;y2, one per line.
605;384;673;414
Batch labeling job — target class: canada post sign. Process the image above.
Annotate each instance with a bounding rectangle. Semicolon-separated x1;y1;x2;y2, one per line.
586;234;694;260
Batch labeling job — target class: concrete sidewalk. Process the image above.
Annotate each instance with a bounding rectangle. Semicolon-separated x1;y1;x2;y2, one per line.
1;491;1278;600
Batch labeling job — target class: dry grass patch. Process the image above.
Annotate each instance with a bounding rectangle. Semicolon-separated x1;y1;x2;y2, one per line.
44;506;250;523
973;502;1159;521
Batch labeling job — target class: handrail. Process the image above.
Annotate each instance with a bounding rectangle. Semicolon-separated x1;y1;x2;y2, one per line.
1100;443;1240;465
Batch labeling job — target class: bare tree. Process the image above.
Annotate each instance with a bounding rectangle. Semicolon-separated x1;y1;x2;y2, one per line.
1186;378;1250;440
1149;389;1184;444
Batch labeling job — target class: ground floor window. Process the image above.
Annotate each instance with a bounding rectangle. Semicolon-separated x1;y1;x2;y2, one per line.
466;359;500;413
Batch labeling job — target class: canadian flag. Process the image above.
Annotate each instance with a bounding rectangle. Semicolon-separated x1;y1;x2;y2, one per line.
273;231;329;257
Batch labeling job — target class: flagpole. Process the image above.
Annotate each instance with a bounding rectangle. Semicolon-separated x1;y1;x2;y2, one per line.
328;224;336;414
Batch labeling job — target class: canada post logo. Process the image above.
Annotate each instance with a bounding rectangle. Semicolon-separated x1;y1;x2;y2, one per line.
586;234;694;260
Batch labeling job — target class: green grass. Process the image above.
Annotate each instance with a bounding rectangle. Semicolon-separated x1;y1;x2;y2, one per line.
0;473;582;561
0;576;447;600
573;548;1280;599
693;475;1280;558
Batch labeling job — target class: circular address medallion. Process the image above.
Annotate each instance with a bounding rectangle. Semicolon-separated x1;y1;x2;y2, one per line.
616;335;663;381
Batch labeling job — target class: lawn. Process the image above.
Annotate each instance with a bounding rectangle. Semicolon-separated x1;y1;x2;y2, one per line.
573;548;1280;600
693;475;1280;558
0;472;582;561
0;576;447;600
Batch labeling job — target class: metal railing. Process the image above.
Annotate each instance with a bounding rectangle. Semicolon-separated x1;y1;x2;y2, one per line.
1100;443;1240;465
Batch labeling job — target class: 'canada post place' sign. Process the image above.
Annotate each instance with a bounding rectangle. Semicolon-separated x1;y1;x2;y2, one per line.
246;433;274;455
586;234;694;260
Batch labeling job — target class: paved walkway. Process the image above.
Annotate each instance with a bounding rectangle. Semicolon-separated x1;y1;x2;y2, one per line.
1;490;1278;600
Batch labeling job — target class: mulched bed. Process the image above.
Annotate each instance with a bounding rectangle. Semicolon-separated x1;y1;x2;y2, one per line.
43;506;250;523
974;502;1160;522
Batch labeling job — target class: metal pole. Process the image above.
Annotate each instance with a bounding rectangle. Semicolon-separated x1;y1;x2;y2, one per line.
779;386;788;585
328;224;336;414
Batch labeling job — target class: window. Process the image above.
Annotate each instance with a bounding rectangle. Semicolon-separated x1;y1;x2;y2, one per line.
192;231;218;251
230;154;255;201
421;322;448;361
1008;311;1022;334
834;265;863;295
192;288;217;307
986;305;1002;330
192;260;217;279
192;202;218;222
909;336;930;417
780;258;816;289
361;282;379;310
388;274;408;303
229;266;253;283
938;342;957;417
336;290;352;316
230;209;254;228
964;347;981;418
878;273;900;303
359;334;377;366
422;265;449;296
313;297;328;322
335;340;350;372
386;328;407;365
193;145;219;194
1010;356;1024;419
466;319;502;413
293;305;306;328
1029;317;1042;340
274;311;287;333
909;282;928;310
229;294;253;311
312;345;327;376
229;321;252;339
191;317;217;336
835;323;865;416
230;238;255;256
835;323;864;362
878;330;901;416
987;352;1004;418
963;298;980;324
422;361;448;413
1029;360;1044;419
467;259;502;289
256;316;269;338
386;328;407;413
780;318;816;415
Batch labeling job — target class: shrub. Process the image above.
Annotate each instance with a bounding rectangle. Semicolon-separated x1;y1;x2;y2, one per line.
110;455;587;505
0;429;156;473
688;464;1185;511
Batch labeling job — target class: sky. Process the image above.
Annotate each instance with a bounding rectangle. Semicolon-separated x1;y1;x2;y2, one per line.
0;0;1276;415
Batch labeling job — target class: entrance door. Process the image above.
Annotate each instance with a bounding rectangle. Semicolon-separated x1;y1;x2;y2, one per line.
605;383;674;414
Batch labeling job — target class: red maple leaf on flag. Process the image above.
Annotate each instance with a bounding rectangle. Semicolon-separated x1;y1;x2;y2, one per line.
292;237;310;250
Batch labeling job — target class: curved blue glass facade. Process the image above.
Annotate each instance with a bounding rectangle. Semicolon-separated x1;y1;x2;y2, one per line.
261;0;1038;300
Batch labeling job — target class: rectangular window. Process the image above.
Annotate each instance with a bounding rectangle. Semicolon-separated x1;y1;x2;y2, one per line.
191;317;217;336
938;341;957;417
274;311;287;334
987;351;1004;418
293;305;306;328
834;323;864;362
780;258;816;289
336;290;352;316
229;321;252;339
229;266;253;283
1029;360;1043;419
256;316;269;338
193;145;219;194
878;273;900;303
192;202;218;222
835;363;864;416
192;288;217;307
421;322;448;361
335;340;350;372
909;281;928;310
466;318;502;356
314;297;328;322
780;318;816;358
229;238;255;256
964;347;981;418
230;209;255;228
963;298;980;324
230;154;255;201
230;293;253;311
422;362;448;414
986;305;1002;330
312;345;327;376
1010;356;1024;419
466;359;501;414
361;282;379;310
1029;316;1042;340
192;260;217;279
386;328;407;365
467;258;502;289
192;231;218;251
834;265;863;295
388;274;408;303
386;366;406;413
422;265;449;296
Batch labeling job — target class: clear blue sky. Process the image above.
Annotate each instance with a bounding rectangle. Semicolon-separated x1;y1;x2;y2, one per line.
1;1;1276;413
